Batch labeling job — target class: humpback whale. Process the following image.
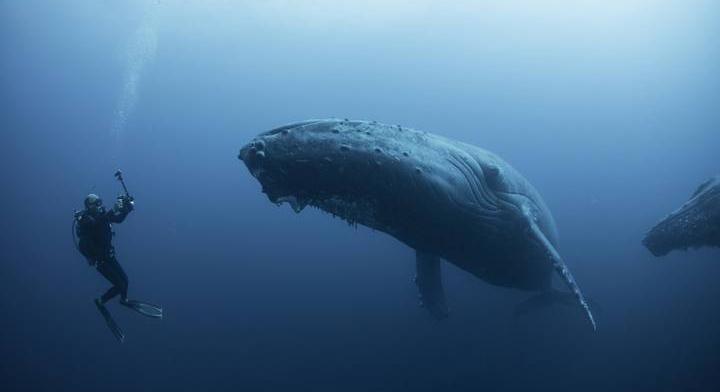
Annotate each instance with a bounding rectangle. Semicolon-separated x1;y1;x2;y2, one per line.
239;119;596;330
644;176;720;256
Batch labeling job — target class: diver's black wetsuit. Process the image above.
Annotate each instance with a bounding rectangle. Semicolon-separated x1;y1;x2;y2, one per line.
75;200;133;304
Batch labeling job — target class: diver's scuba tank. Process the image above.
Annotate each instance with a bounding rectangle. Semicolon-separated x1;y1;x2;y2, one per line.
72;209;82;253
72;209;95;265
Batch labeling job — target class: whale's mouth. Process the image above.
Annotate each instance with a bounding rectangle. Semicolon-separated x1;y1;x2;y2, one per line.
268;191;379;227
239;139;267;177
274;195;308;213
239;138;294;205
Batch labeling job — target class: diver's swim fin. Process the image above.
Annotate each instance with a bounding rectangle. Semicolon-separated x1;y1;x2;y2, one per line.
121;299;163;319
95;299;125;343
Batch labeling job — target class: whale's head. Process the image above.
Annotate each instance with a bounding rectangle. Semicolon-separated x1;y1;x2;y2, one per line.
239;119;370;213
643;176;720;256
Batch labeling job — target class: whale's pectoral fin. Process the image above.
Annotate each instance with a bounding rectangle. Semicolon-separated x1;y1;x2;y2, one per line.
414;251;449;320
523;208;597;331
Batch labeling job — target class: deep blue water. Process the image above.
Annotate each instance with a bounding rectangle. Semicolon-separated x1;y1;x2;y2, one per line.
2;1;719;391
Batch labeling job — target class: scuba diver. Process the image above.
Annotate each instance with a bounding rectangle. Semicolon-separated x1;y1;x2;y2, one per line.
73;170;162;343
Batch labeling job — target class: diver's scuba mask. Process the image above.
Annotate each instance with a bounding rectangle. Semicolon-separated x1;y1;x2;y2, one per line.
84;194;103;213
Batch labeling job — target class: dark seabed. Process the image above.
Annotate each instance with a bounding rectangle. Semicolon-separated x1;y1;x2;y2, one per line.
1;1;719;391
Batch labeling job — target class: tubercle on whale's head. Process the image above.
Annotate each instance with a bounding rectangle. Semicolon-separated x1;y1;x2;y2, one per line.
642;179;720;257
238;120;359;210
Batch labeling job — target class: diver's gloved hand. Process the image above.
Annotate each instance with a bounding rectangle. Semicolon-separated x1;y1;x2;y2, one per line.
124;196;134;211
116;195;135;212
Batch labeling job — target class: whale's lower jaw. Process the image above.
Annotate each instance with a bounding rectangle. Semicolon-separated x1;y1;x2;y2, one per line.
275;192;382;228
310;196;381;228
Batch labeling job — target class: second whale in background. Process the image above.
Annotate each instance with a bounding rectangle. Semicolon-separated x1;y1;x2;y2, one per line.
644;176;720;257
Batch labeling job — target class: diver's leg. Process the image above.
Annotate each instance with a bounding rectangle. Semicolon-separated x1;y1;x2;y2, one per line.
101;254;162;319
94;298;125;343
118;261;162;319
111;255;129;302
98;264;120;304
100;286;120;304
92;252;129;341
97;255;127;304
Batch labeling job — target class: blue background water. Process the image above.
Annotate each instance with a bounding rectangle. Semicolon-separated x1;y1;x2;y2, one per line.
2;1;719;391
